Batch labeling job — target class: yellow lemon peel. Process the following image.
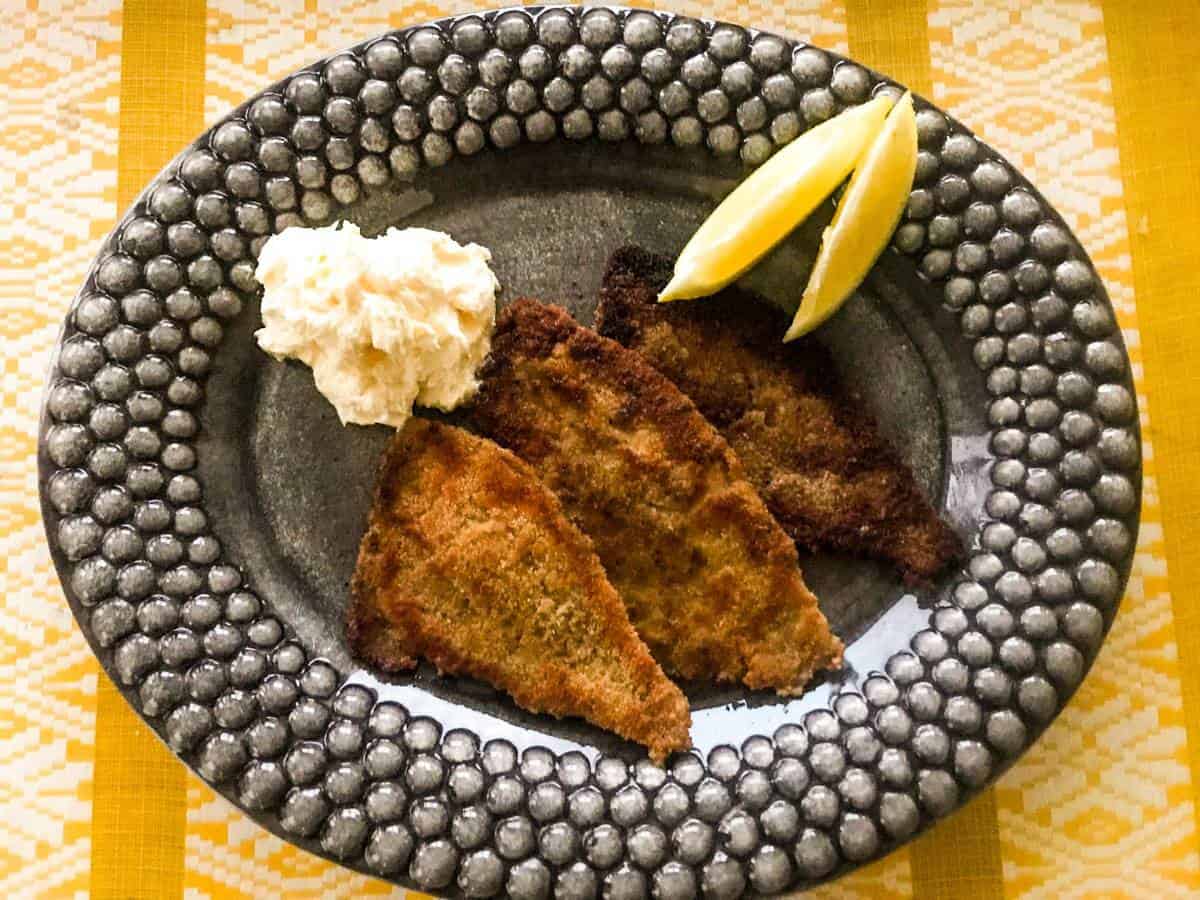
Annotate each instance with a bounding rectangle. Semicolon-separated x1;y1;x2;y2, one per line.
658;94;894;303
784;91;918;341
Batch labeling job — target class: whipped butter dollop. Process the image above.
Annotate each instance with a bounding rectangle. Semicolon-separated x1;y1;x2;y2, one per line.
254;223;499;428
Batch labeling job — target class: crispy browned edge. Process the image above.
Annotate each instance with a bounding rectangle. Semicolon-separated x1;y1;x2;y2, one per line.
595;244;963;583
346;425;427;676
346;418;692;761
477;299;744;476
473;299;843;690
476;299;847;567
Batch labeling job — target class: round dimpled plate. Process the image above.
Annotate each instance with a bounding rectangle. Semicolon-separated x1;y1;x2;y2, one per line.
39;6;1141;896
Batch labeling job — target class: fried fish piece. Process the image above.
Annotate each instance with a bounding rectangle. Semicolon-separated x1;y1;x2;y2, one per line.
348;418;691;761
595;245;961;583
472;300;842;692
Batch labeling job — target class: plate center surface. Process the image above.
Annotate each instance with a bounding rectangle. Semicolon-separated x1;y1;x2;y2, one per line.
200;142;987;754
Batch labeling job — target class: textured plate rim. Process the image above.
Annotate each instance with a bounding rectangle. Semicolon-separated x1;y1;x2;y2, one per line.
37;6;1141;896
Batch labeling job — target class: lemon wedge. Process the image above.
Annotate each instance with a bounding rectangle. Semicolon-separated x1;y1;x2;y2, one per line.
658;94;893;303
784;92;918;341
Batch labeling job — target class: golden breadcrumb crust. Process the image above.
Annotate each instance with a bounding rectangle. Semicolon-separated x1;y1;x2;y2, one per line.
473;300;842;693
596;245;961;584
348;418;691;761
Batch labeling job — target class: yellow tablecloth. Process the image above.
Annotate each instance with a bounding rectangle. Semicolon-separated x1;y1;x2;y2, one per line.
2;1;1197;897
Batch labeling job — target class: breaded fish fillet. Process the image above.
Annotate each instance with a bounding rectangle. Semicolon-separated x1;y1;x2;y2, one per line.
472;300;842;693
348;418;691;761
596;245;961;583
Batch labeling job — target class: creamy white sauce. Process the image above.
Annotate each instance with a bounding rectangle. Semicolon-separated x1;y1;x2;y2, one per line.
254;223;499;428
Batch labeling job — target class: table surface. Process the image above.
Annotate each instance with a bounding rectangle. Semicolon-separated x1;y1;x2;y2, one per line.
3;1;1199;897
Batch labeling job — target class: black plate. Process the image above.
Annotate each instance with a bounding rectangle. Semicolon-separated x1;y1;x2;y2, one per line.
39;7;1140;897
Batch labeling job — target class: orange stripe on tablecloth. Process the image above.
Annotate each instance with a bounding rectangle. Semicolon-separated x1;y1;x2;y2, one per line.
843;2;1004;899
908;790;1005;900
1103;0;1200;850
90;2;206;898
845;0;932;94
920;0;1199;894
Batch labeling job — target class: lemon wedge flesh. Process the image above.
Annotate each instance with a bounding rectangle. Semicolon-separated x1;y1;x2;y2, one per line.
784;92;918;341
658;94;893;303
